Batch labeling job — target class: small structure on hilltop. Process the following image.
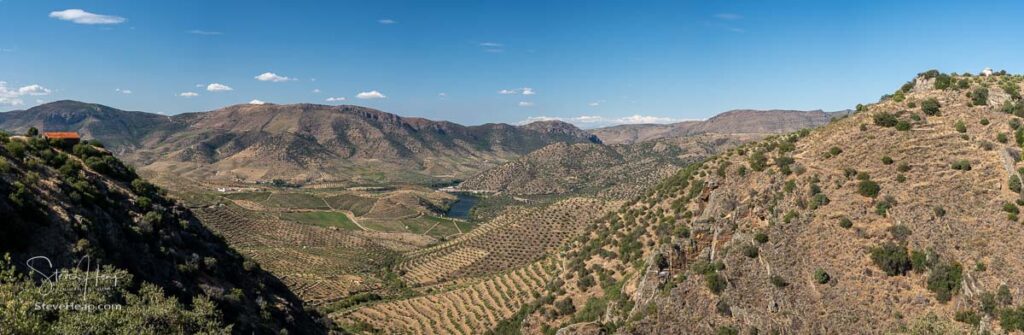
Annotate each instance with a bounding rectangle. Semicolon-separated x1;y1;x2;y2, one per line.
42;131;81;146
983;67;994;77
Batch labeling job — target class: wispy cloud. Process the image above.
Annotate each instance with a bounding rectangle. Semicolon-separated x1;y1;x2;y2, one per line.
378;19;396;24
519;114;691;128
179;92;199;97
188;29;222;35
714;13;742;20
206;83;233;92
498;87;535;95
312;88;321;93
518;101;534;107
0;81;52;106
356;90;386;99
478;42;504;53
114;88;132;94
325;97;346;102
254;72;294;82
49;9;125;25
249;99;266;105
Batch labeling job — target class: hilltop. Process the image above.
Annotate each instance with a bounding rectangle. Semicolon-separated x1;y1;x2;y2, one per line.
591;109;845;145
0;133;325;333
517;70;1024;334
458;134;758;199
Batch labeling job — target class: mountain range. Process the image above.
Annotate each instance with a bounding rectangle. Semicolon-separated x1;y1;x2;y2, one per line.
0;101;836;187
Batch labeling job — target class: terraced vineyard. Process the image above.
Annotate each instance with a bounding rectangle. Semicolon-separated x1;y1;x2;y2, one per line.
341;260;556;334
195;204;407;304
398;198;617;286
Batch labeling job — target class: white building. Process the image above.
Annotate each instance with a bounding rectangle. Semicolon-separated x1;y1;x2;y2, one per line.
982;67;994;77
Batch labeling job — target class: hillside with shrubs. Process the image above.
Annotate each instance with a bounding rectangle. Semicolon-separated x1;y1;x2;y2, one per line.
512;70;1024;334
0;132;326;334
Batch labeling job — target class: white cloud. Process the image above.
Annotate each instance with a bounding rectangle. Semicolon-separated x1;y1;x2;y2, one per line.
115;88;132;94
499;87;535;95
356;90;386;99
249;99;266;105
478;42;504;52
715;13;742;20
206;83;233;92
518;101;534;107
0;82;52;106
188;29;222;35
254;72;294;82
438;92;447;97
312;88;321;93
325;97;346;102
17;84;51;96
378;19;396;24
518;114;691;128
588;102;600;107
179;92;199;97
49;9;125;25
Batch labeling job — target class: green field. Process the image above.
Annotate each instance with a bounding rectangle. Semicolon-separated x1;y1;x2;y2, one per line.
279;211;361;230
325;194;377;216
265;193;331;210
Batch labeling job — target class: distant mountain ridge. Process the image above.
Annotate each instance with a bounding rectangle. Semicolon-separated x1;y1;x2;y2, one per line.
590;109;849;144
0;101;599;184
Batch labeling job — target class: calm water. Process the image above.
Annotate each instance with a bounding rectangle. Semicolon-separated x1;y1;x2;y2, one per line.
446;193;479;220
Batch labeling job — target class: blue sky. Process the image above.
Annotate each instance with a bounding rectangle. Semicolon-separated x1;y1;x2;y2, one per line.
1;1;1022;127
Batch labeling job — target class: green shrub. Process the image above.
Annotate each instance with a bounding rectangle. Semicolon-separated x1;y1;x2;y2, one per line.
897;162;911;172
1011;175;1022;193
972;87;989;105
554;298;576;316
910;250;930;273
857;180;880;198
921;98;941;115
934;74;952;90
839;217;853;229
954;120;967;133
749;151;767;172
881;156;894;165
1003;202;1019;215
1002;306;1024;332
754;233;769;244
927;261;962;303
870;242;912;276
814;268;830;284
770;275;788;288
954;310;981;326
783;210;798;223
981;118;990;125
873;112;899;127
704;272;726;295
887;224;911;241
950;160;972;171
875;196;897;216
742;245;759;258
999;133;1009;143
829;147;842;156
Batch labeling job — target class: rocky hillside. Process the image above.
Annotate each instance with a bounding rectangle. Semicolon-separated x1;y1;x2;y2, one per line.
0;101;599;184
458;134;756;199
0;133;325;333
519;71;1024;334
591;109;846;145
